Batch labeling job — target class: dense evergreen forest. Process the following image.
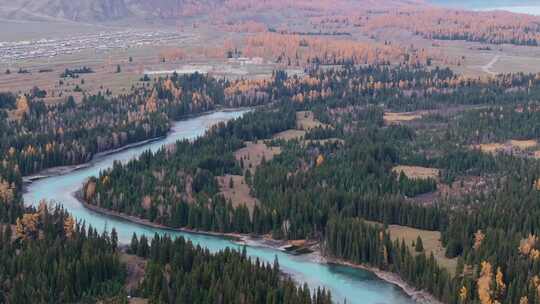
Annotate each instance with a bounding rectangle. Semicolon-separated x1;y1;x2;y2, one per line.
0;204;126;304
82;64;540;304
128;233;331;304
83;107;297;233
449;105;540;144
325;218;455;301
0;202;326;304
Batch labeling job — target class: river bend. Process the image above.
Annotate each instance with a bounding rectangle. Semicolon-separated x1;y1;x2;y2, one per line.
23;110;415;304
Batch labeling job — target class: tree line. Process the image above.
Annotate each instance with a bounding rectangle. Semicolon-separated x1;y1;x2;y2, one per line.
128;233;332;304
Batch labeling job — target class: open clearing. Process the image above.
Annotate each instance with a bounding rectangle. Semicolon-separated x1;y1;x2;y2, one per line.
120;253;147;295
235;141;282;173
273;129;306;141
472;139;538;155
219;141;280;216
274;111;334;141
226;111;338;214
296;111;331;130
392;165;439;180
0;52;279;100
471;143;505;154
373;27;540;77
384;112;423;124
388;225;457;276
0;25;280;99
217;174;259;215
510;139;538;150
366;220;457;276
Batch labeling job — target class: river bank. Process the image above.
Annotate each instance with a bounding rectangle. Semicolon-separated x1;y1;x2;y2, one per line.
22;107;252;186
22;137;165;185
23;163;91;184
78;196;245;242
324;257;443;304
23;109;418;304
79;193;440;304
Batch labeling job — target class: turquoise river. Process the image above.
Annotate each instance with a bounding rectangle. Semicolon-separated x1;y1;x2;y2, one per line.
23;110;416;304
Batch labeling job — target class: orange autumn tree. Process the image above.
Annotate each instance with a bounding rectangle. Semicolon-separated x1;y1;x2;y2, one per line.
519;234;540;261
15;201;77;241
477;261;506;304
241;32;431;66
15;213;40;240
13;95;30;121
477;261;494;304
363;8;540;46
224;78;273;106
0;178;14;205
64;215;76;239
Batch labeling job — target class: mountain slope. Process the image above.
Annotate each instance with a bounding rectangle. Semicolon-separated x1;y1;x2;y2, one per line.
0;0;130;22
0;0;426;23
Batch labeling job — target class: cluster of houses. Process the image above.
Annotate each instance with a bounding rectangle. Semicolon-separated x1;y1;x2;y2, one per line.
0;30;187;63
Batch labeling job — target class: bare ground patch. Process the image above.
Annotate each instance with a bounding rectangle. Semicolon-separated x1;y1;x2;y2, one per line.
384;112;423;124
296;111;331;130
273;111;337;141
226;141;282;214
471;143;506;154
235;141;282;173
273;129;306;140
510;139;538;150
472;139;538;155
119;253;147;295
366;221;457;276
388;225;457;276
392;165;439;180
217;174;259;215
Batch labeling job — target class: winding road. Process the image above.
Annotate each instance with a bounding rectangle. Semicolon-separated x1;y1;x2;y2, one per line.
481;55;500;76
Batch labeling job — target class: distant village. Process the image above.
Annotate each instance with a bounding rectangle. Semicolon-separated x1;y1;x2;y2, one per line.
0;30;188;63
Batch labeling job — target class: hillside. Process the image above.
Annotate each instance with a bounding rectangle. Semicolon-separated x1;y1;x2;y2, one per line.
0;0;130;22
0;0;425;23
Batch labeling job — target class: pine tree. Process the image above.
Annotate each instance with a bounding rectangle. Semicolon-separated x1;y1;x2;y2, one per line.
415;236;424;252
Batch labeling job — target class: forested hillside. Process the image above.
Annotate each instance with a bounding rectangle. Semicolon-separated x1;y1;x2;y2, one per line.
0;0;424;23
